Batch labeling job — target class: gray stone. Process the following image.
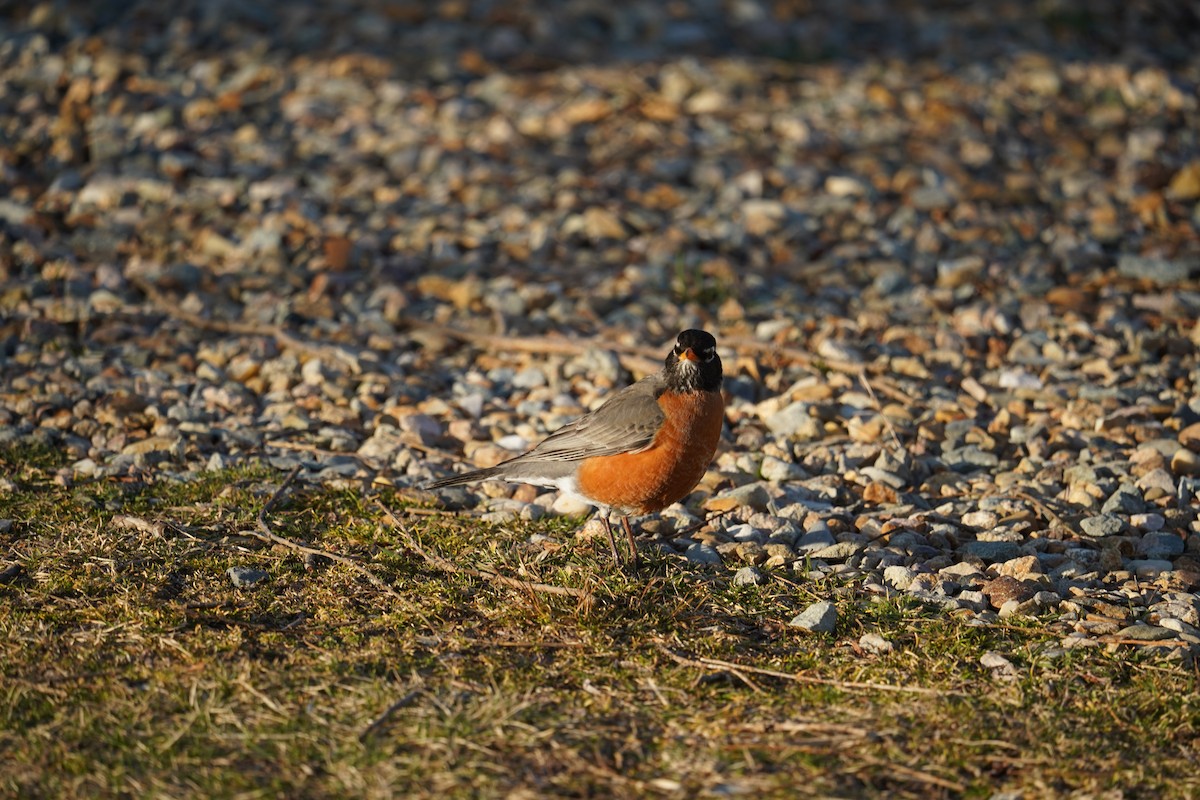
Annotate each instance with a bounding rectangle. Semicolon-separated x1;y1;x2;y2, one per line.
1158;618;1200;637
726;523;767;543
1114;623;1178;641
1117;254;1198;285
732;566;765;586
940;561;984;579
797;526;836;552
1061;633;1101;650
1101;483;1146;515
789;601;837;633
760;455;804;482
705;482;772;512
1079;514;1126;538
961;510;999;529
858;467;906;489
960;540;1022;563
764;401;819;438
1137;532;1185;559
980;651;1018;678
1130;512;1165;531
1137;468;1176;497
883;565;916;591
519;504;546;522
684;543;722;565
998;598;1036;619
1127;559;1174;577
1064;464;1097;486
511;367;547;389
1032;591;1062;607
456;392;485;419
808;541;864;561
944;445;1000;470
957;590;988;611
1009;423;1047;444
551;493;593;516
912;185;954;211
227;566;268;587
817;339;862;363
565;347;623;385
1151;597;1200;626
858;632;894;655
72;458;101;478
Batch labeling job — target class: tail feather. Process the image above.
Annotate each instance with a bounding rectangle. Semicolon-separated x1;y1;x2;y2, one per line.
424;466;501;490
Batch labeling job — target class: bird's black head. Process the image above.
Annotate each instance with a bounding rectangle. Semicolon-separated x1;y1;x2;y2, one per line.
664;329;722;392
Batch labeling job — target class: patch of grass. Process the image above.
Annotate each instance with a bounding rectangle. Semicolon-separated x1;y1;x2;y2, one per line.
670;256;737;308
2;470;1199;798
0;442;71;474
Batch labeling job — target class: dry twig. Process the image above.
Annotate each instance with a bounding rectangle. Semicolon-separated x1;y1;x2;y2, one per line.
133;277;365;374
376;500;595;603
858;368;907;454
407;320;662;375
359;687;424;742
722;335;865;376
654;642;962;697
253;466;403;600
856;758;967;793
1010;488;1067;530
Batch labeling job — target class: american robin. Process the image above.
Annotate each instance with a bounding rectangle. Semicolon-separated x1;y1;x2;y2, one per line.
427;329;725;565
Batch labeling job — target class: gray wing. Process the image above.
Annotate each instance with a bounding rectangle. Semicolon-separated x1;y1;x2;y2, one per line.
505;374;666;465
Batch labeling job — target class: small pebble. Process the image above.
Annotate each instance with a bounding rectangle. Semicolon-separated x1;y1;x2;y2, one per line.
980;651;1018;679
858;632;894;655
684;543;722;565
704;482;772;513
1114;624;1177;641
960;541;1022;563
732;566;765;586
1137;532;1185;559
1079;515;1127;538
227;567;268;588
789;601;837;634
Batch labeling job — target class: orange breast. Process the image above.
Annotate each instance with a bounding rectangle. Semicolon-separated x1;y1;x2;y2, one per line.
576;389;724;514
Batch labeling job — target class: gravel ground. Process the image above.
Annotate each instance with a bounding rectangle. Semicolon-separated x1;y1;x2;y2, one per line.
3;1;1200;657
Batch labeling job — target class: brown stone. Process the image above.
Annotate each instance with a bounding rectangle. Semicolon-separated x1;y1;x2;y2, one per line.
982;575;1039;609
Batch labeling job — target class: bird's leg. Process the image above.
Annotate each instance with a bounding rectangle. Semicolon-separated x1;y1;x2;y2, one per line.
600;514;621;564
620;515;639;568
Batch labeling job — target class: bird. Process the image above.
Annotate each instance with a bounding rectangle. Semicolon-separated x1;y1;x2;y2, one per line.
426;329;725;565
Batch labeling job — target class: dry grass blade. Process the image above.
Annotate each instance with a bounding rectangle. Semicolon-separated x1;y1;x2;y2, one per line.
654;642;963;696
376;500;595;603
858;368;907;454
856;758;968;793
360;687;424;742
407;321;663;375
1010;488;1067;529
109;515;166;536
722;335;865;375
132;277;365;373
253;466;403;600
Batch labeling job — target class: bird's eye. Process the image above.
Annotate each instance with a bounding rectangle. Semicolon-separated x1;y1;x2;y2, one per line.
701;348;715;361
